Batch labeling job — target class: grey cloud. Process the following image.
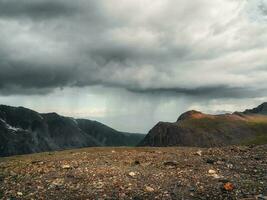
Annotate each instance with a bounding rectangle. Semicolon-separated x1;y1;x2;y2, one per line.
0;85;53;96
0;0;78;20
89;44;192;66
127;86;267;99
0;0;267;100
0;60;77;95
90;46;135;66
258;1;267;16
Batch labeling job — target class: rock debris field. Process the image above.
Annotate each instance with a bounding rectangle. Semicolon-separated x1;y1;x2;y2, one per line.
0;145;266;200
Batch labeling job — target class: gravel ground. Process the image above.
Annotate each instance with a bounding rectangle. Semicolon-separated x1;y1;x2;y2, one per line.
0;145;266;200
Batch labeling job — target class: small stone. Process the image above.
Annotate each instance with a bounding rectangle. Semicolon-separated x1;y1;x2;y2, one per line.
10;171;16;176
31;160;44;165
37;186;43;190
218;178;230;183
206;159;215;164
207;169;221;178
211;174;221;179
223;182;234;191
256;194;267;200
175;181;183;187
189;187;195;192
95;182;104;189
120;193;126;198
133;196;143;200
216;161;224;165
196;150;202;156
62;164;71;169
164;161;178;168
111;150;116;153
254;156;263;161
227;164;233;169
208;169;216;174
134;160;140;165
145;186;155;192
51;178;64;187
17;192;23;196
129;172;137;177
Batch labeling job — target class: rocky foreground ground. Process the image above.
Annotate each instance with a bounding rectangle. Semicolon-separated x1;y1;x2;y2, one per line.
0;145;266;200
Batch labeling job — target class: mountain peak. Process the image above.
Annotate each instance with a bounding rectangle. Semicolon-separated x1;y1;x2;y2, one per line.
177;110;206;121
140;102;267;148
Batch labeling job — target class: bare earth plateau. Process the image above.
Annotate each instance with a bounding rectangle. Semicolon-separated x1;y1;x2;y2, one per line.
0;145;266;200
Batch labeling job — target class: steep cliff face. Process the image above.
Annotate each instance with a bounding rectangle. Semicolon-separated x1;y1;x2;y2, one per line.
139;103;267;147
0;105;144;157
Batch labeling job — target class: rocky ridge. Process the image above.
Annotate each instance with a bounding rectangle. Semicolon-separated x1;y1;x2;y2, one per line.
139;103;267;147
0;105;144;157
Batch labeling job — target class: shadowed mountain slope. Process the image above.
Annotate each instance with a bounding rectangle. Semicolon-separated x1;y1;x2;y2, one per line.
76;119;144;147
244;102;267;115
0;105;144;157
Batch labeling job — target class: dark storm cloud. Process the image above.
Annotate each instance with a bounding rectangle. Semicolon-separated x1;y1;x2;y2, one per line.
128;86;267;99
258;1;267;16
90;46;135;65
0;0;267;99
0;0;78;20
0;61;73;89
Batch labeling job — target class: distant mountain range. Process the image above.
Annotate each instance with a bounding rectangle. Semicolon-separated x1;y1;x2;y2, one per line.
0;105;144;157
2;103;267;157
139;103;267;147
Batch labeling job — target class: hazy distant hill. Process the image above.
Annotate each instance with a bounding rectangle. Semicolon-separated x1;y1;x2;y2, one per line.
0;105;144;157
139;103;267;147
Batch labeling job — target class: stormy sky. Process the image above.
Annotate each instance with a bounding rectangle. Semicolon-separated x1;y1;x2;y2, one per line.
0;0;267;133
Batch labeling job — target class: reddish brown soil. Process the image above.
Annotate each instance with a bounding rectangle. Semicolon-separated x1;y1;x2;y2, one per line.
0;145;266;200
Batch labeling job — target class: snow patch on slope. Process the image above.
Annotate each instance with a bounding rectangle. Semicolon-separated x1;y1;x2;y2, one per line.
0;118;23;132
71;118;78;125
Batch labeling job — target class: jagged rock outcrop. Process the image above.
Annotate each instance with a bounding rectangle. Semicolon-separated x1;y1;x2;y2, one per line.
139;103;267;147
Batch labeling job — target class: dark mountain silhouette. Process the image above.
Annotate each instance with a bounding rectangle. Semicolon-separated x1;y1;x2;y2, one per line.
77;119;143;146
0;105;144;157
243;102;267;115
139;103;267;147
